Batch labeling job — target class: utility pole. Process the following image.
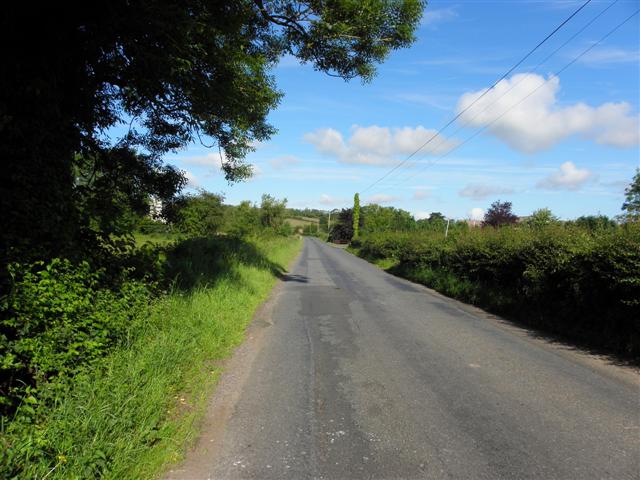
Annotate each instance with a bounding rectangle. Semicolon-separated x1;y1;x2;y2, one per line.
445;218;450;238
327;208;339;232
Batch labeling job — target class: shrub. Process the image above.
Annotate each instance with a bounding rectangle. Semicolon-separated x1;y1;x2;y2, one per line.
356;224;640;357
0;259;151;415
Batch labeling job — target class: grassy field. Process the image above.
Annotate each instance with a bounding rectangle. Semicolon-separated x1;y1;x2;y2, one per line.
3;235;302;479
133;232;182;247
285;217;319;229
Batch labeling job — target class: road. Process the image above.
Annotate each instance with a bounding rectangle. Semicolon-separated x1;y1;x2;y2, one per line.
168;237;639;479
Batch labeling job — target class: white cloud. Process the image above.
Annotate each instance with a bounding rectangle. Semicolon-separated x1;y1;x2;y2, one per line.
304;125;458;166
184;171;200;188
269;155;300;170
422;6;458;27
414;211;431;220
250;164;263;177
303;128;346;157
577;47;640;66
456;73;640;152
179;152;225;169
319;194;347;206
367;194;401;204
536;161;592;190
469;207;485;221
459;183;514;200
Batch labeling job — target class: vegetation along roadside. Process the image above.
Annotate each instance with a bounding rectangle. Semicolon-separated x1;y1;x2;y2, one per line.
1;194;302;479
337;176;640;363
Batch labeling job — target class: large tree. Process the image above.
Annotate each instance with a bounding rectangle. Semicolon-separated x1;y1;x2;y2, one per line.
1;1;423;265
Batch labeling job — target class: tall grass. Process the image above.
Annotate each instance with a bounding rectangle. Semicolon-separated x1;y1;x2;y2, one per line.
1;236;302;479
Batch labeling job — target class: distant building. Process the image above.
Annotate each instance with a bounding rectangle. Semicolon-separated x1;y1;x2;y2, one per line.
149;196;164;222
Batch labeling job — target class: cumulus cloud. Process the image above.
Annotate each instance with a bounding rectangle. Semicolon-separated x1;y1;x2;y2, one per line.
180;152;225;169
269;155;300;170
367;194;401;204
304;128;346;157
414;211;431;220
577;47;640;66
304;125;458;166
468;208;485;221
319;194;347;206
456;73;640;152
184;171;200;188
536;161;592;190
459;183;514;200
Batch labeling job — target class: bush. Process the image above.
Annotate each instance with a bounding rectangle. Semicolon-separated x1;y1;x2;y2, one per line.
0;259;152;415
356;224;640;358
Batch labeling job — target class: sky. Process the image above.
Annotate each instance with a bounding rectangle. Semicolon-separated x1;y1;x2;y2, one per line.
164;0;640;220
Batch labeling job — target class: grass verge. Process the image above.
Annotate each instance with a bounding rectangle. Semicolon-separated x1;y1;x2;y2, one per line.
3;236;302;479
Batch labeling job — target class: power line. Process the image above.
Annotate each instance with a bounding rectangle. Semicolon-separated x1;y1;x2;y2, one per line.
360;0;592;194
377;0;621;192
371;7;640;196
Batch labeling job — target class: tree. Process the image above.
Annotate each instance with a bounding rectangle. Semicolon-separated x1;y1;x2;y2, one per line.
361;204;415;233
176;191;226;237
329;208;357;243
573;215;616;231
527;208;560;229
260;194;287;229
227;201;260;237
353;193;361;239
416;212;446;230
483;200;518;228
1;1;423;267
622;168;640;221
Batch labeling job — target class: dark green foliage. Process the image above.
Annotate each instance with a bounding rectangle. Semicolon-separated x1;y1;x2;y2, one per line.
137;217;172;235
622;168;640;220
572;215;617;231
416;212;448;231
226;201;261;237
355;224;640;358
1;1;422;272
329;208;358;243
174;191;225;237
361;204;416;233
353;194;361;239
0;235;300;478
1;260;151;415
260;194;288;229
483;200;518;227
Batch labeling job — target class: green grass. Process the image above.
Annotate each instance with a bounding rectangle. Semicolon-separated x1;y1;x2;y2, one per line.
6;236;302;479
133;232;182;247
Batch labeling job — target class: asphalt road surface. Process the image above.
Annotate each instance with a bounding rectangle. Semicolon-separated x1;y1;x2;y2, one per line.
168;237;639;480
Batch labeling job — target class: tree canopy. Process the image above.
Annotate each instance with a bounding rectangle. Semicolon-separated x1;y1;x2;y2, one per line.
1;1;423;269
483;200;518;228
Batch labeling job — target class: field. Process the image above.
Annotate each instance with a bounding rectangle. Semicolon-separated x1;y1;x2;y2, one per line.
285;216;320;229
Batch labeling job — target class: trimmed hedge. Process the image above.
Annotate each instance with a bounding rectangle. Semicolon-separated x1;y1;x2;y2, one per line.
353;224;640;358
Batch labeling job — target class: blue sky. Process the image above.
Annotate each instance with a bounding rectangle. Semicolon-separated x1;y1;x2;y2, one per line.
166;0;640;220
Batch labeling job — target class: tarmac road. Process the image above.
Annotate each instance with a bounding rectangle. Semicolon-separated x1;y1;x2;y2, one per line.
168;237;639;480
